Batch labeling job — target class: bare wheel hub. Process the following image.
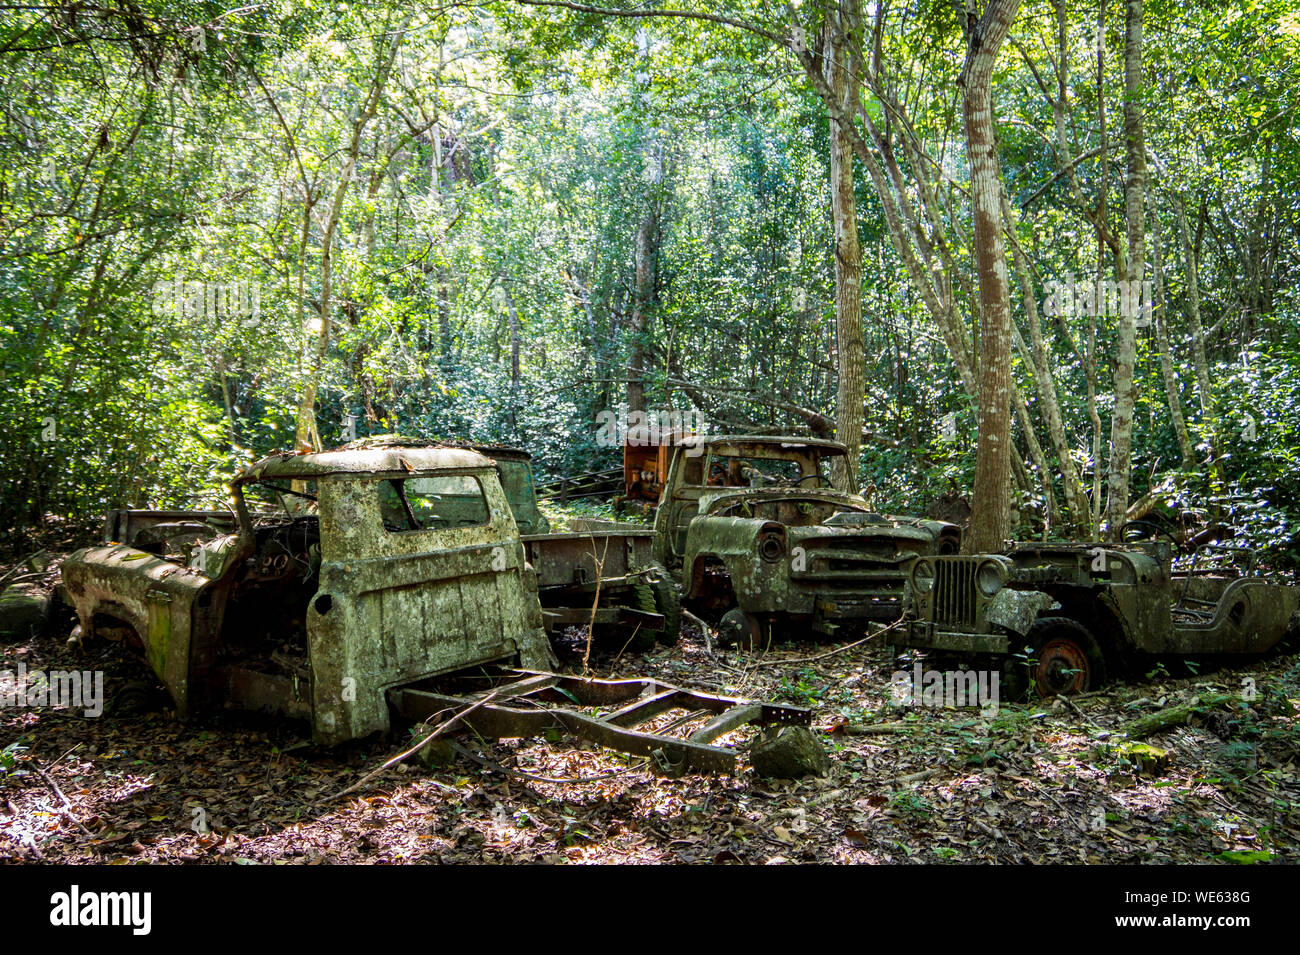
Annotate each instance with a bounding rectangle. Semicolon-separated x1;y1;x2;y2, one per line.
1035;638;1091;696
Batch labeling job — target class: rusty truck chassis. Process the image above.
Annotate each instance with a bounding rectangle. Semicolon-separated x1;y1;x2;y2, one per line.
391;669;810;775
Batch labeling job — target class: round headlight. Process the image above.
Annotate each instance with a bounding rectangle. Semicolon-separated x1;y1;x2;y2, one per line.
976;559;1006;597
759;529;785;562
911;558;935;593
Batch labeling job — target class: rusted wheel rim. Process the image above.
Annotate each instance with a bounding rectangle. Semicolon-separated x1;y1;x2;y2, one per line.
1035;638;1091;696
719;609;763;651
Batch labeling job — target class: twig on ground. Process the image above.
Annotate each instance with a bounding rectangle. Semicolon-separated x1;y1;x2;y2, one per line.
894;767;941;786
32;763;93;836
328;691;500;802
842;721;911;735
610;623;644;665
746;619;901;669
681;609;715;655
1057;693;1103;729
0;550;48;588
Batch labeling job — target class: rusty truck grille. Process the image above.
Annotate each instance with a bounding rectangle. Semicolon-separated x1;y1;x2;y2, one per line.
933;558;979;626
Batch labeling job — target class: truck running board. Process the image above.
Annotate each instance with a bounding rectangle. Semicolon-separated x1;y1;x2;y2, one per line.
387;672;810;775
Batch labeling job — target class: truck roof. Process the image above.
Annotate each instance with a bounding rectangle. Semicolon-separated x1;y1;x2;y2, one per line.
691;435;847;455
235;444;495;483
339;434;533;461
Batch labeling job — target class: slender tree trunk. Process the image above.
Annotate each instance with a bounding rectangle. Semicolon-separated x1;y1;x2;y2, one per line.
504;287;522;432
1088;0;1109;538
505;289;522;389
1152;232;1195;468
1003;191;1090;532
823;1;865;494
627;206;656;415
295;22;407;452
1105;0;1147;539
1175;197;1214;422
961;0;1023;554
1087;262;1103;535
435;125;457;369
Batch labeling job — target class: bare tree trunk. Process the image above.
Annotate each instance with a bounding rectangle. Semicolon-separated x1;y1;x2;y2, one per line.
627;205;656;415
295;21;407;452
1105;0;1146;539
505;289;522;389
961;0;1022;554
1002;192;1090;532
1088;0;1109;538
1087;266;1103;535
1152;231;1195;468
504;286;522;432
823;1;865;494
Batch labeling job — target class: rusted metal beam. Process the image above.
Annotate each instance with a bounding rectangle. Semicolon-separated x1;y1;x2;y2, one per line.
387;674;810;775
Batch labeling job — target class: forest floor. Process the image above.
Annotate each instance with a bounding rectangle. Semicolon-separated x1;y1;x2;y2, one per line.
2;554;1299;865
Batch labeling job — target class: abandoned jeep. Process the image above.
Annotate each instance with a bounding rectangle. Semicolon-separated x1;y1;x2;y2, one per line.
651;435;960;646
891;539;1300;697
60;444;555;744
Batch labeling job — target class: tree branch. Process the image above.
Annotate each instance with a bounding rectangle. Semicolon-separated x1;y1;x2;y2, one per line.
509;0;783;43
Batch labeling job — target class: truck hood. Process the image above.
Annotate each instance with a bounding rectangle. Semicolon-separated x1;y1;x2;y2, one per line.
699;488;956;541
699;487;864;513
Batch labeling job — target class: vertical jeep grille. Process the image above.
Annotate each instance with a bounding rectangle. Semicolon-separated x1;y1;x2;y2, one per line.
933;558;979;626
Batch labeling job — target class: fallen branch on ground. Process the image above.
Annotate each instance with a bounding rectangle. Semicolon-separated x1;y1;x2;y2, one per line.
746;619;902;669
1118;692;1241;740
841;721;911;735
328;691;500;802
32;763;93;837
681;609;715;655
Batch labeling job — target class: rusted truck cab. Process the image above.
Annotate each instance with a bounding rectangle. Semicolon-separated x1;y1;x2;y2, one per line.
60;445;553;744
651;435;960;645
343;436;677;645
893;542;1300;696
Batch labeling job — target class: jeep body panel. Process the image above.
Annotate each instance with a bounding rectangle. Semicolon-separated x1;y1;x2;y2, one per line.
895;541;1300;663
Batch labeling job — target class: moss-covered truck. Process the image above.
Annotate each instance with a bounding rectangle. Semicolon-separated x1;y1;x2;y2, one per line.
60;444;556;744
59;440;807;771
344;437;679;647
651;435;960;647
892;540;1300;696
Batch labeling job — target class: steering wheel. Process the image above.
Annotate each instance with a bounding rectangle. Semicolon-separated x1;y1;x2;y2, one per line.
796;473;834;488
1122;519;1182;553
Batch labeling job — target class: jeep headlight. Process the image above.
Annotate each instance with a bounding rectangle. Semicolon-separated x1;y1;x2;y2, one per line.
911;558;935;593
976;559;1007;597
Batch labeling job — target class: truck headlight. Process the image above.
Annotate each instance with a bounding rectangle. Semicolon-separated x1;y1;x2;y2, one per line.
759;527;785;562
976;559;1007;597
911;558;935;593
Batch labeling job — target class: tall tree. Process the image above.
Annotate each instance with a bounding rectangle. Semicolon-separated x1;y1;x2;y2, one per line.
1105;0;1147;538
821;1;865;493
294;15;409;452
961;0;1023;553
